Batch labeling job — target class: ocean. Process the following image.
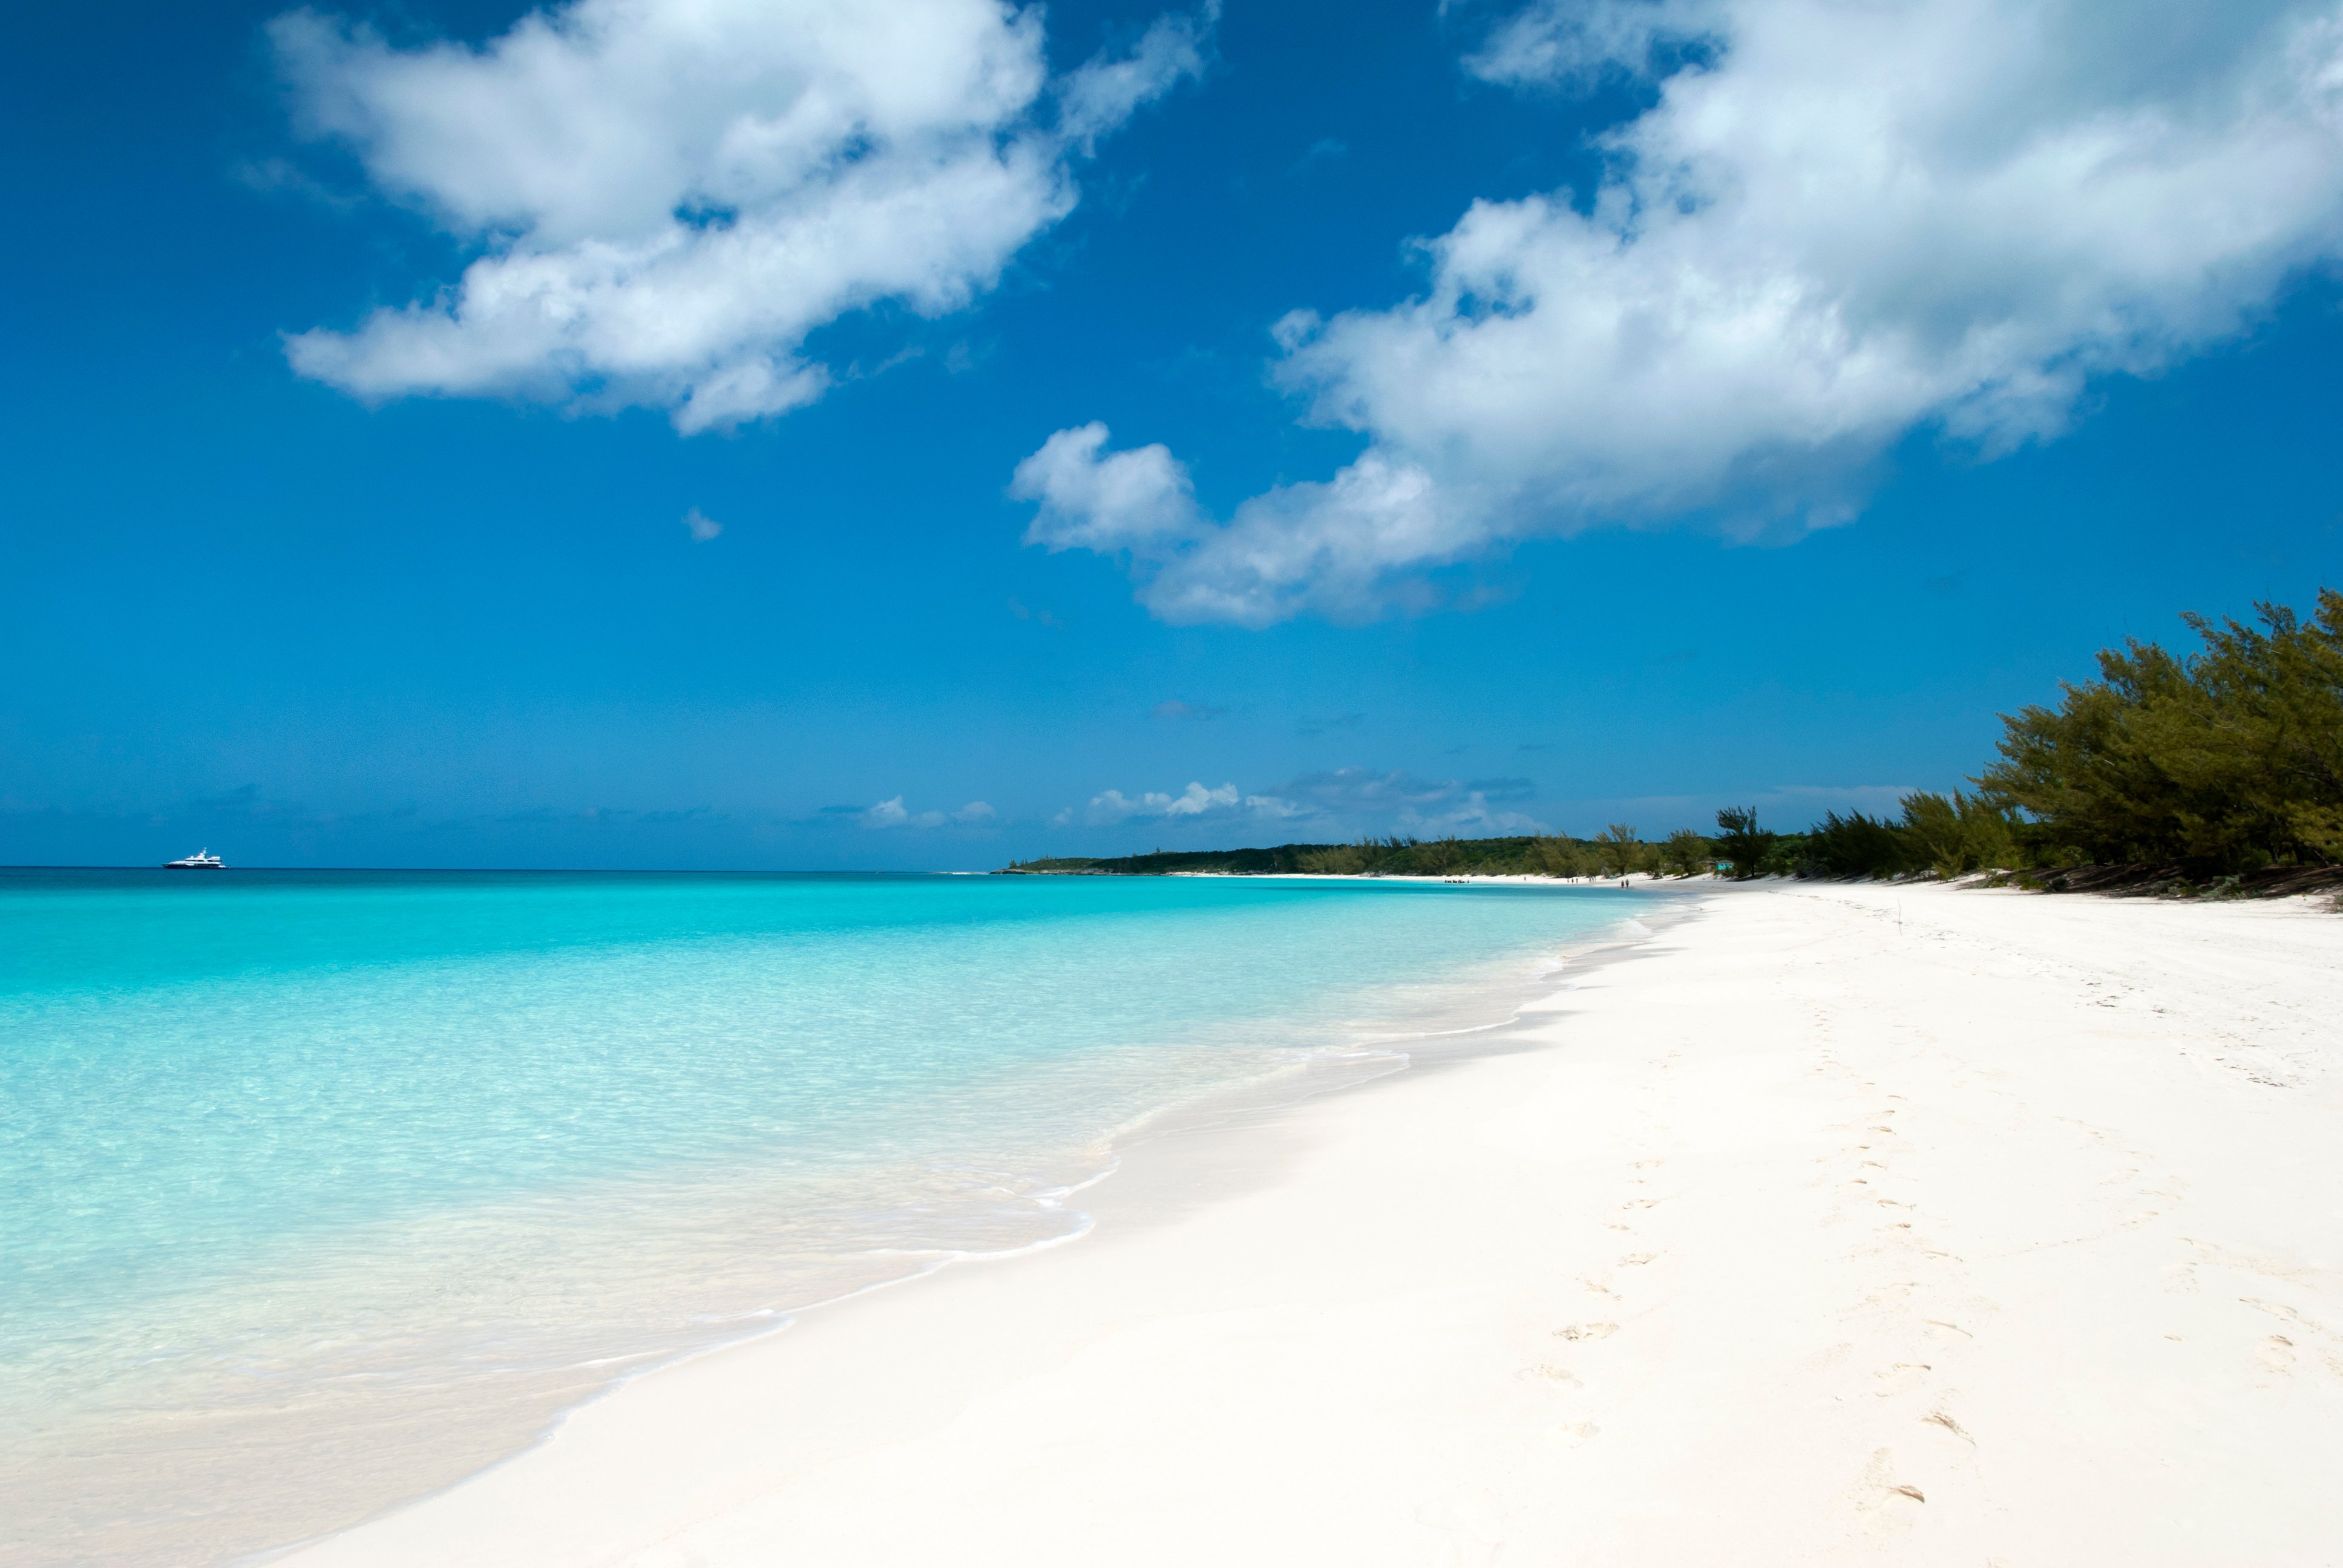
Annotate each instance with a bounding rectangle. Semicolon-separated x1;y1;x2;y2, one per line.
0;867;1645;1566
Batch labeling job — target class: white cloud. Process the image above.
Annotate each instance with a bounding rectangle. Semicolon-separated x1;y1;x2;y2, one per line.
1045;767;1558;837
1464;0;1719;89
1084;780;1241;825
860;796;942;828
1015;422;1203;550
1015;427;1454;626
682;506;723;541
1069;768;1548;834
1058;5;1216;148
1025;0;2343;622
276;0;1208;431
862;795;991;828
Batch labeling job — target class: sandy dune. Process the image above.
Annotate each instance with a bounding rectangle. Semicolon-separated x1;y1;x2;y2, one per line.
281;881;2343;1566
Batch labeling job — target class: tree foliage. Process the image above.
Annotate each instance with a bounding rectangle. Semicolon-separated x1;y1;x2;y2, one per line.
1659;828;1712;877
1712;807;1777;880
1794;792;2020;880
1978;590;2343;871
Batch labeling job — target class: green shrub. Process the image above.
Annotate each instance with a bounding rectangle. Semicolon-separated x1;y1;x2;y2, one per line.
1798;811;1913;878
1979;589;2343;871
1659;828;1712;877
1898;791;2020;877
1714;807;1777;879
1593;823;1650;877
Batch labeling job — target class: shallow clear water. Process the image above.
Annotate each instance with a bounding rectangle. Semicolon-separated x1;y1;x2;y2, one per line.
0;868;1640;1566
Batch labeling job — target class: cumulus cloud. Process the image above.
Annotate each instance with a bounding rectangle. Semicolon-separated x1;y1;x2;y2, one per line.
862;797;940;828
1023;0;2343;622
1015;427;1453;624
862;795;993;828
682;506;723;541
1084;780;1241;825
1014;422;1203;551
276;0;1208;431
1074;779;1314;826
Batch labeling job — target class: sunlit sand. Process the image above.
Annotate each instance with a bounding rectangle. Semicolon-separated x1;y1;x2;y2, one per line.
284;880;2343;1566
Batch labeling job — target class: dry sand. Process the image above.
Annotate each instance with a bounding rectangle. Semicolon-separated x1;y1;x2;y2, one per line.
279;880;2343;1566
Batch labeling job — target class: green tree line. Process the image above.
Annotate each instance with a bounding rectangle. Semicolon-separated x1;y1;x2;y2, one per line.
1004;589;2340;887
1000;831;1696;880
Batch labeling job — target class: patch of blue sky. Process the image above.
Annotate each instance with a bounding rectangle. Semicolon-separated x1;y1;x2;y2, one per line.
2;0;2339;869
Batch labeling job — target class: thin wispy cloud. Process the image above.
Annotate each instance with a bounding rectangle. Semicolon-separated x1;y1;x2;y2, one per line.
1006;596;1065;629
1066;767;1554;838
682;508;723;543
1289;136;1348;177
1267;766;1549;835
1020;0;2343;623
1150;699;1226;721
1296;711;1365;736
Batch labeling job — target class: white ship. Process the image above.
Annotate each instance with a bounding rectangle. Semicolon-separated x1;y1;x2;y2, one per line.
163;849;226;869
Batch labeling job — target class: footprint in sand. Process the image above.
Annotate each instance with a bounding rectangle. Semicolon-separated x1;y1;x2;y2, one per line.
1554;1322;1619;1341
1856;1448;1927;1511
1873;1362;1933;1395
1922;1410;1973;1444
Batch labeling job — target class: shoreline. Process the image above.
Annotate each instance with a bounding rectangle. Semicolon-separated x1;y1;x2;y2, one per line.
8;877;1641;1568
218;894;1668;1566
279;881;2342;1565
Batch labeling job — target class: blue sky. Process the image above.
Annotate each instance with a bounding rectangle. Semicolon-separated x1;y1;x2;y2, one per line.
4;0;2339;870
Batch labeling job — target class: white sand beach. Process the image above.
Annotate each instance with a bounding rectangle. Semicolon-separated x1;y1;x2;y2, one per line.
281;881;2343;1567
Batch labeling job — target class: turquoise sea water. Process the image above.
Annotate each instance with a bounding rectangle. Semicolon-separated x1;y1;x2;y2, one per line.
0;868;1642;1566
